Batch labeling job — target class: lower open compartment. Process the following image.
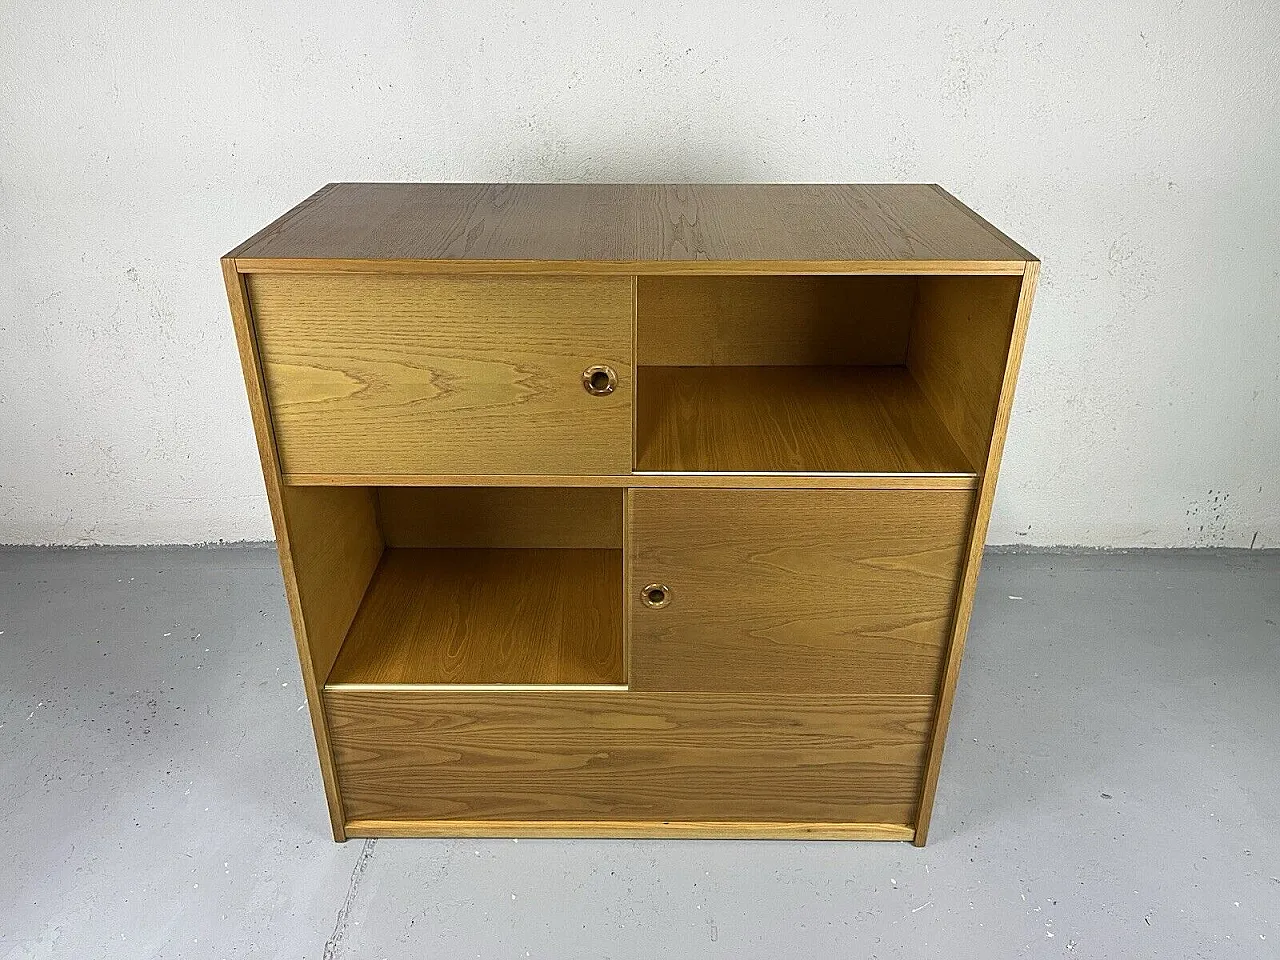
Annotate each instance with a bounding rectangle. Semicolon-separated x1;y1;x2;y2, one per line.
304;486;625;690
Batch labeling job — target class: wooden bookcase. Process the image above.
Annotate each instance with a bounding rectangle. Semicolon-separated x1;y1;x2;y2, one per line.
222;184;1038;844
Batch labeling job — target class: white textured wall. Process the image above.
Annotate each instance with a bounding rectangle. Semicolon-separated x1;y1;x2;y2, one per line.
2;1;1277;546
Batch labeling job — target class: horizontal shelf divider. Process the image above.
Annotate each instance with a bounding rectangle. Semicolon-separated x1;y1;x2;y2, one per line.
326;683;630;693
284;473;979;491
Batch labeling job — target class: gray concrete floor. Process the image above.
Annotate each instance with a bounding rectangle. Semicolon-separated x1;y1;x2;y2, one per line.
1;547;1277;959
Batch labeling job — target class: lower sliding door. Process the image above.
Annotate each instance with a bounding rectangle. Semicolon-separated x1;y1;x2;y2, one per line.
324;688;933;833
625;488;974;695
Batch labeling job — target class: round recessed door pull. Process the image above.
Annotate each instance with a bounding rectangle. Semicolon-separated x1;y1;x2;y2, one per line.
582;364;617;396
641;583;671;609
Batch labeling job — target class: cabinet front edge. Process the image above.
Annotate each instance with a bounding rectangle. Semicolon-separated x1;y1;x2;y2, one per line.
232;257;1031;276
344;819;917;841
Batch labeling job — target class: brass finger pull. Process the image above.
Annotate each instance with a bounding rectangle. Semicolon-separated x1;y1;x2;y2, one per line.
582;364;617;396
641;583;671;609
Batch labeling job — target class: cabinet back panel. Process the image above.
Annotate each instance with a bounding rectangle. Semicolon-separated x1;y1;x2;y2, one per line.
637;275;917;366
377;487;622;549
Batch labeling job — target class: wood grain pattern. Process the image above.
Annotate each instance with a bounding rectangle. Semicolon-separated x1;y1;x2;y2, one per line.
929;185;1037;261
229;183;1033;268
344;819;915;840
376;487;622;549
224;184;339;259
279;486;383;683
326;548;624;687
240;258;1026;276
221;259;350;838
286;472;980;491
323;690;933;825
224;184;1038;844
906;275;1024;470
635;366;976;475
627;489;973;695
913;261;1040;846
247;273;633;477
636;275;916;366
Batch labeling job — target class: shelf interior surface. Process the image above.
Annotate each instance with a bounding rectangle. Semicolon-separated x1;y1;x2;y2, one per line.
326;547;624;687
634;365;975;475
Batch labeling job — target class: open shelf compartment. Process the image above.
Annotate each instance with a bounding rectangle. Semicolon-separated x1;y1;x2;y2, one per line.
634;274;1024;476
635;365;970;474
301;486;625;690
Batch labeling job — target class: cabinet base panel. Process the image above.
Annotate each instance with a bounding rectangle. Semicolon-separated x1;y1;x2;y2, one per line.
344;819;916;841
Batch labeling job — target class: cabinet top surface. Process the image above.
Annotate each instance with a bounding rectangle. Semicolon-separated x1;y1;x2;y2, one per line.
226;183;1034;272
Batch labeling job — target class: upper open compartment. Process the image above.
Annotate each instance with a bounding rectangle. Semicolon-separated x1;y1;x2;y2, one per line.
634;275;1025;477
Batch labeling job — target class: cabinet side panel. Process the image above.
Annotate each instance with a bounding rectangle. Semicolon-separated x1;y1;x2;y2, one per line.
913;263;1039;845
279;485;382;683
222;260;365;839
906;275;1023;469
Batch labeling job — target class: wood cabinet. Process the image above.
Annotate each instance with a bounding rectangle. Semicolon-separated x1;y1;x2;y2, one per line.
223;183;1038;845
